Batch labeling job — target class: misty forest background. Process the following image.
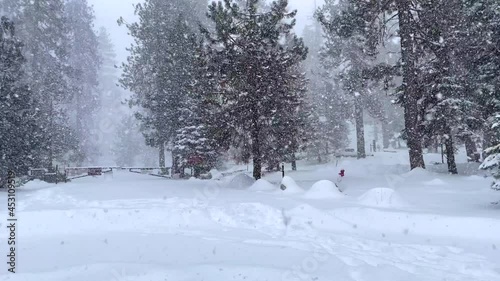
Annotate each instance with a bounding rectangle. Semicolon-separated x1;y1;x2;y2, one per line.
0;0;499;186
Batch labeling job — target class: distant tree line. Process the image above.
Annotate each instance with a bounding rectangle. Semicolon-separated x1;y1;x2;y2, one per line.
2;0;498;186
0;0;141;186
316;0;499;180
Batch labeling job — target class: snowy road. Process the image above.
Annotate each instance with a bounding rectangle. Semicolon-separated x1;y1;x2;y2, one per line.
2;153;500;281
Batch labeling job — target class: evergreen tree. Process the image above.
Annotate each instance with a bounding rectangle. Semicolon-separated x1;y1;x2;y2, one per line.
317;0;380;159
120;0;202;172
302;22;350;163
113;115;143;167
461;0;500;154
66;0;101;166
10;0;74;170
480;116;500;191
0;16;38;185
174;108;217;177
202;0;308;180
97;26;125;164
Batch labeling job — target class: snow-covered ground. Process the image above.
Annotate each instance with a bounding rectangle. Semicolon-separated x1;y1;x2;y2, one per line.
2;150;500;281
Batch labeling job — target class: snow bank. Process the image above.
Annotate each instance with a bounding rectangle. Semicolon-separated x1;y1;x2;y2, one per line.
249;179;276;192
358;188;408;208
403;167;431;178
209;169;223;180
226;173;255;189
279;176;303;193
423;178;448;186
304;180;344;199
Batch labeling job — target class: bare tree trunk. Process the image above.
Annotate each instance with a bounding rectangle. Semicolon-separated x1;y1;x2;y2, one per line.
381;120;390;149
483;130;493;159
48;100;54;171
158;140;165;173
355;97;366;159
251;115;262;180
445;131;458;174
291;152;297;171
396;0;425;170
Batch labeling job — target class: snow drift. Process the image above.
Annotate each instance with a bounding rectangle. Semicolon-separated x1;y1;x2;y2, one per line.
304;180;344;199
358;188;408;208
249;179;276;191
226;173;255;189
209;169;224;180
279;176;303;193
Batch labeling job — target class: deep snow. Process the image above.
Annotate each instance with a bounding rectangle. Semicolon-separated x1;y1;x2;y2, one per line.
1;150;500;281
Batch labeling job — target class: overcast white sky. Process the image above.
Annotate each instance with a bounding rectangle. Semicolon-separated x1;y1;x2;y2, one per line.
88;0;324;64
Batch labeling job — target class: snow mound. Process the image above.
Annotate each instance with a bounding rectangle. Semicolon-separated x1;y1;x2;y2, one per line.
304;180;344;199
404;167;430;178
249;179;276;192
280;176;303;193
424;178;447;186
209;169;223;180
226;173;255;189
358;188;408;208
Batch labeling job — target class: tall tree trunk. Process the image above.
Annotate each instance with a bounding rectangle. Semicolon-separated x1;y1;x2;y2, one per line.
396;0;425;170
76;85;83;166
251;131;262;180
171;152;178;175
381;120;390;149
251;115;262;180
444;131;458;174
47;100;54;171
158;139;165;173
355;97;366;159
483;130;493;159
291;152;297;171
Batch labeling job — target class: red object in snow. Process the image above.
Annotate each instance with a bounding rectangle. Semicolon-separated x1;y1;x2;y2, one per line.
339;169;345;177
188;155;203;166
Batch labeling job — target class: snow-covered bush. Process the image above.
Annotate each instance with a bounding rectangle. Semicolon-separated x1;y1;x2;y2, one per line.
480;115;500;191
480;144;500;191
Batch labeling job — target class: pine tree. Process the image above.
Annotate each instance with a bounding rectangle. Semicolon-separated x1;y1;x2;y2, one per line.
317;0;382;159
66;0;101;166
112;115;143;167
462;0;500;154
261;64;308;171
174;108;217;177
120;0;202;172
97;26;125;164
202;0;308;180
480;116;500;191
0;17;38;185
10;0;74;170
302;21;350;163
